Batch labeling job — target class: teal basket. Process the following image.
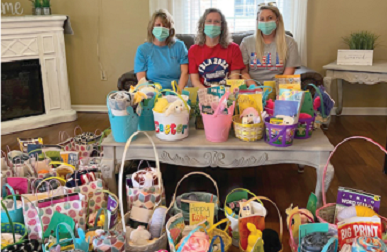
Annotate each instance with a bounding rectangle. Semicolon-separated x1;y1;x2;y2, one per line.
107;91;139;143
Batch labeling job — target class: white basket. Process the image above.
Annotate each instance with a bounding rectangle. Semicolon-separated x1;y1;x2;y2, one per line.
152;91;190;141
117;131;167;252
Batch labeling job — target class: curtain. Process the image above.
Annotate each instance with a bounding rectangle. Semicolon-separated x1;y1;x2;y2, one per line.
149;0;308;66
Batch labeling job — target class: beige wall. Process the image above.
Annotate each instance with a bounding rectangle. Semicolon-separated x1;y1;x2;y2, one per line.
2;0;387;107
307;0;387;107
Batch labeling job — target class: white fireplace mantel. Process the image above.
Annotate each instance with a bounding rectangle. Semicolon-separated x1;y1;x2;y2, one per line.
1;15;77;135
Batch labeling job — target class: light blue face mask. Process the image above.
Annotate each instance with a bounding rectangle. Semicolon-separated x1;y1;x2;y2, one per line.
204;25;221;38
258;21;277;35
152;27;170;42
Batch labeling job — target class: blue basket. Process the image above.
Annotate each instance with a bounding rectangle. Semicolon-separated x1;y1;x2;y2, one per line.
138;98;155;131
107;91;139;143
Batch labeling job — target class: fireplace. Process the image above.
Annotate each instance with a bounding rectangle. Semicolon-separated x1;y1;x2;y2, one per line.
2;59;45;122
1;15;77;134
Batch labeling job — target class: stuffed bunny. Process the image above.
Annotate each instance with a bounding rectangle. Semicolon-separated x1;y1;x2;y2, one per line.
164;99;186;117
241;107;259;124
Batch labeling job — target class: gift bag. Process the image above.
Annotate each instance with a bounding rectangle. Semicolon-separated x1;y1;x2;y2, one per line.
45;223;89;252
1;184;24;224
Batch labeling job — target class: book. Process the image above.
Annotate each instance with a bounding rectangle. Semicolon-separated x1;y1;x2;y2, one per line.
275;74;301;95
274;100;300;123
189;202;215;227
334;187;381;223
278;89;305;122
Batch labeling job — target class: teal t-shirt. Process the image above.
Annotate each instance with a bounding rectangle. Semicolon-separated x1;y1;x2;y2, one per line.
134;40;188;89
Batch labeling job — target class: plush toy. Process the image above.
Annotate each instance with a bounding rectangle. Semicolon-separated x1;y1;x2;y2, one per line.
176;231;210;252
130;226;151;245
154;98;169;113
133;91;148;105
246;223;263;252
266;99;275;110
241;107;260;124
262;229;282;252
164;99;186;116
337;205;377;222
313;96;321;111
285;204;314;241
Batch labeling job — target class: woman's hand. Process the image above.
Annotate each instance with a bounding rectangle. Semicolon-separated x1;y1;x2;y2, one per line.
178;64;189;91
190;73;206;89
241;65;256;86
283;67;296;75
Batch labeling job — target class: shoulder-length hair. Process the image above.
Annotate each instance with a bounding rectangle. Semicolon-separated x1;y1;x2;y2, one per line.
255;6;287;64
195;8;232;49
147;9;176;46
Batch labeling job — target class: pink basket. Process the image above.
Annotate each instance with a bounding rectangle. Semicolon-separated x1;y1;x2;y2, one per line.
315;136;387;238
201;92;235;143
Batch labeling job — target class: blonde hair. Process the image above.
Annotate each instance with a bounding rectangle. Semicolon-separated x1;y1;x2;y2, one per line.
147;9;176;46
255;6;287;64
195;8;232;49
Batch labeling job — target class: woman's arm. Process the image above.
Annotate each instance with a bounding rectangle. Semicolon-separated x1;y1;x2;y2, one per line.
190;73;206;89
178;64;189;91
241;65;256;86
136;72;147;82
283;67;296;75
229;70;241;79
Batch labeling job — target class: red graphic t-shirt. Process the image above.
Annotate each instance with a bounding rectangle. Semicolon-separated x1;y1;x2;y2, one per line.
188;42;245;87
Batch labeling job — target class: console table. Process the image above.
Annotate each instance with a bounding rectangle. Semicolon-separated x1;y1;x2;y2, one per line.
323;60;387;115
100;126;335;204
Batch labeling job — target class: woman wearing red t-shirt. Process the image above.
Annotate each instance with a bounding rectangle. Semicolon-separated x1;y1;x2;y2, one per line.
188;8;245;88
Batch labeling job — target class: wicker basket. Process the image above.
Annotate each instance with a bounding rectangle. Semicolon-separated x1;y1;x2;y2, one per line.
315;136;387;237
117;131;168;252
207;219;232;252
239;196;283;252
233;115;264;142
288;211;316;252
170;172;220;222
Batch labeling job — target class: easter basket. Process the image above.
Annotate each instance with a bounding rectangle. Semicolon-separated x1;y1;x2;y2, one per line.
107;91;139;143
170;172;220;222
264;117;298;147
288;210;316;252
117;131;168;252
201;92;235;143
233;113;264;142
133;82;161;131
1;200;28;250
315;136;387;238
153;90;190;141
238;196;283;252
207;219;232;252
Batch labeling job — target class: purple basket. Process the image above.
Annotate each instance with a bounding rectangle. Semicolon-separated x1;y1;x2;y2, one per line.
264;117;298;147
295;116;315;139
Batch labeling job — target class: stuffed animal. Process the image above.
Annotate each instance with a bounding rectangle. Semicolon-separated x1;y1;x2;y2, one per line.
285;204;313;239
154;98;169;113
337;205;377;222
299;113;312;119
313;96;321;111
133;91;148;105
246;223;263;252
130;226;151;245
241;107;260;124
164;99;186;116
262;229;282;252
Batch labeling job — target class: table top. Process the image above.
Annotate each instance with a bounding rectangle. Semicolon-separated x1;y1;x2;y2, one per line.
323;60;387;73
102;127;334;152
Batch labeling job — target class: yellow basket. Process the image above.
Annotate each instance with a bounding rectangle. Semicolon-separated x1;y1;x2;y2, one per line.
232;115;264;142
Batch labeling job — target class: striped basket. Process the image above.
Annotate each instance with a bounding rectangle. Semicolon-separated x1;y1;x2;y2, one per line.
233;115;264;142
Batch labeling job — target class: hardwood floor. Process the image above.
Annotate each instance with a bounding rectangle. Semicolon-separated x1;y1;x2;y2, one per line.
2;113;386;252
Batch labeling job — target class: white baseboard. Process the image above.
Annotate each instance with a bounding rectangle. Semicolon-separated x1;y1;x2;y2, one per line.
330;107;387;116
72;105;108;112
71;105;387;116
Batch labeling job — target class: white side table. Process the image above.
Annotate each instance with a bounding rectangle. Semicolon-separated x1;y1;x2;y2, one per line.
323;60;387;115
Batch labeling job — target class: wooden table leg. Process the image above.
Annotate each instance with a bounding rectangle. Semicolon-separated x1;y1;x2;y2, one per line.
336;79;343;116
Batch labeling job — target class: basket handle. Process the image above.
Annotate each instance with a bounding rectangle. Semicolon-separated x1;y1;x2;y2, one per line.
240;196;283;242
167;171;220;212
306;84;326;118
322;136;387;205
49;161;76;170
118;131;161;232
210;235;225;252
171;80;182;95
207;218;230;233
176;225;206;252
212;91;230;117
73;126;83;137
134;81;161;92
154;89;190;112
2;184;18;210
288;210;315;249
224;188;260;215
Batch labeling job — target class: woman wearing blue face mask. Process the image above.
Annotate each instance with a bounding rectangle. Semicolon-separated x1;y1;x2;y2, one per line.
240;5;301;85
134;9;188;90
188;8;245;88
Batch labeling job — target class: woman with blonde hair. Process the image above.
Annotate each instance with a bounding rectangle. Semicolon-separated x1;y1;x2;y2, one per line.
188;8;245;88
240;4;300;85
134;9;188;90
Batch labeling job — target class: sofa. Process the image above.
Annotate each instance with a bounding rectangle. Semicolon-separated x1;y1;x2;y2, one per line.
118;30;323;91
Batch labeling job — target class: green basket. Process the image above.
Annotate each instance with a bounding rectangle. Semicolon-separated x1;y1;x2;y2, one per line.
169;172;220;222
